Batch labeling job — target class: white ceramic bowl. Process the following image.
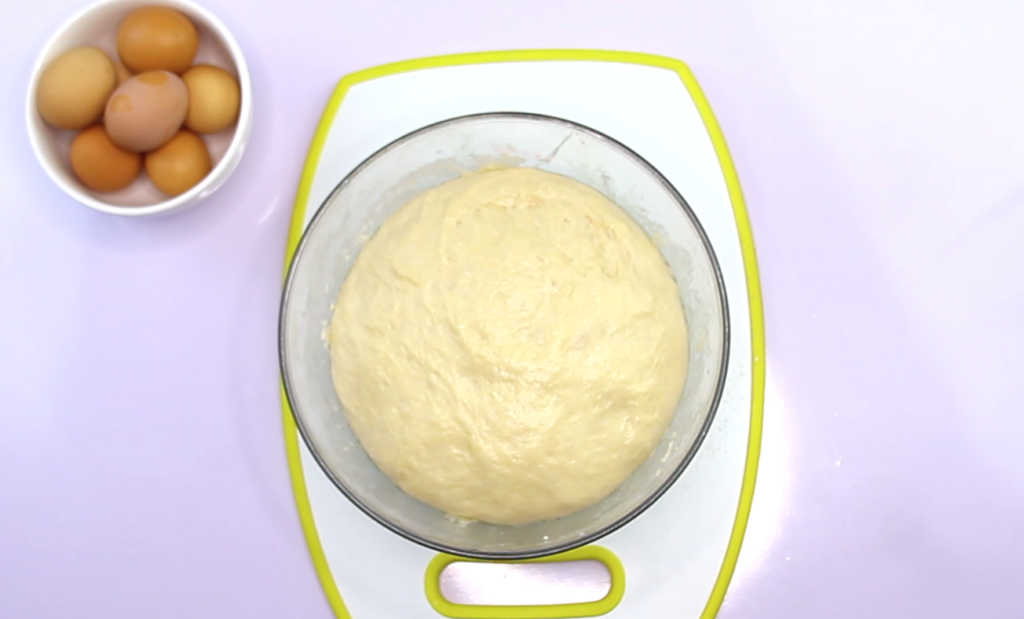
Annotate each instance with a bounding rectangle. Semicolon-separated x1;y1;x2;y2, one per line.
280;113;730;559
26;0;253;217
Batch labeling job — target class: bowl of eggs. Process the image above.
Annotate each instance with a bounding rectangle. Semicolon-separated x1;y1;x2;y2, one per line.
27;0;252;216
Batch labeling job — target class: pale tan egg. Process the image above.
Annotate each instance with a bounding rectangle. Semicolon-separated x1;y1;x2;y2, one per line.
36;47;116;130
105;71;189;152
69;125;142;192
144;130;211;196
112;59;133;85
116;6;199;75
182;65;240;134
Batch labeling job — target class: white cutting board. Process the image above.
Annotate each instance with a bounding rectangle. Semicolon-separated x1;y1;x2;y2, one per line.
280;50;765;619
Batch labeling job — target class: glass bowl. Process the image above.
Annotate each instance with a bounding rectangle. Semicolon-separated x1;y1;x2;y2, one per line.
280;112;729;559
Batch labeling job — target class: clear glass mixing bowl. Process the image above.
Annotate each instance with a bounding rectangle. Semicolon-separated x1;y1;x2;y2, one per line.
280;112;729;560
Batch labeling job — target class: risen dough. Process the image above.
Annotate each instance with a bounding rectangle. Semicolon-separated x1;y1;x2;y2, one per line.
329;167;688;525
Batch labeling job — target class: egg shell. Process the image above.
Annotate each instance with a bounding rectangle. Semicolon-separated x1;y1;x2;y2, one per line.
36;47;116;130
70;125;142;192
117;6;199;74
112;59;133;85
105;71;189;153
144;130;211;196
182;64;240;134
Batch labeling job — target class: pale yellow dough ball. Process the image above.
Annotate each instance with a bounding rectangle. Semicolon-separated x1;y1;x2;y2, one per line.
330;168;688;525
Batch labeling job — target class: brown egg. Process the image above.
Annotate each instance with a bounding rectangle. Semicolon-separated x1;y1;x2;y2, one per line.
182;65;240;134
112;59;133;85
105;71;189;152
36;47;116;129
69;125;142;192
117;7;199;74
145;130;211;196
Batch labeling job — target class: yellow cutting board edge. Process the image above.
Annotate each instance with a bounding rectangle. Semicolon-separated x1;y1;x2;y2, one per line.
279;49;766;619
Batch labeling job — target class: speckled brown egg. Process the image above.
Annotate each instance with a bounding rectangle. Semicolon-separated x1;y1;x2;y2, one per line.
104;71;189;152
116;6;199;75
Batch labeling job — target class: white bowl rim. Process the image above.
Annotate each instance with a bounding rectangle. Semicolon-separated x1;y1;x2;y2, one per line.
25;0;253;217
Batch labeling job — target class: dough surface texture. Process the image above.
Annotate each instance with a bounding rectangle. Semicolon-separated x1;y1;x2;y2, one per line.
330;167;688;525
